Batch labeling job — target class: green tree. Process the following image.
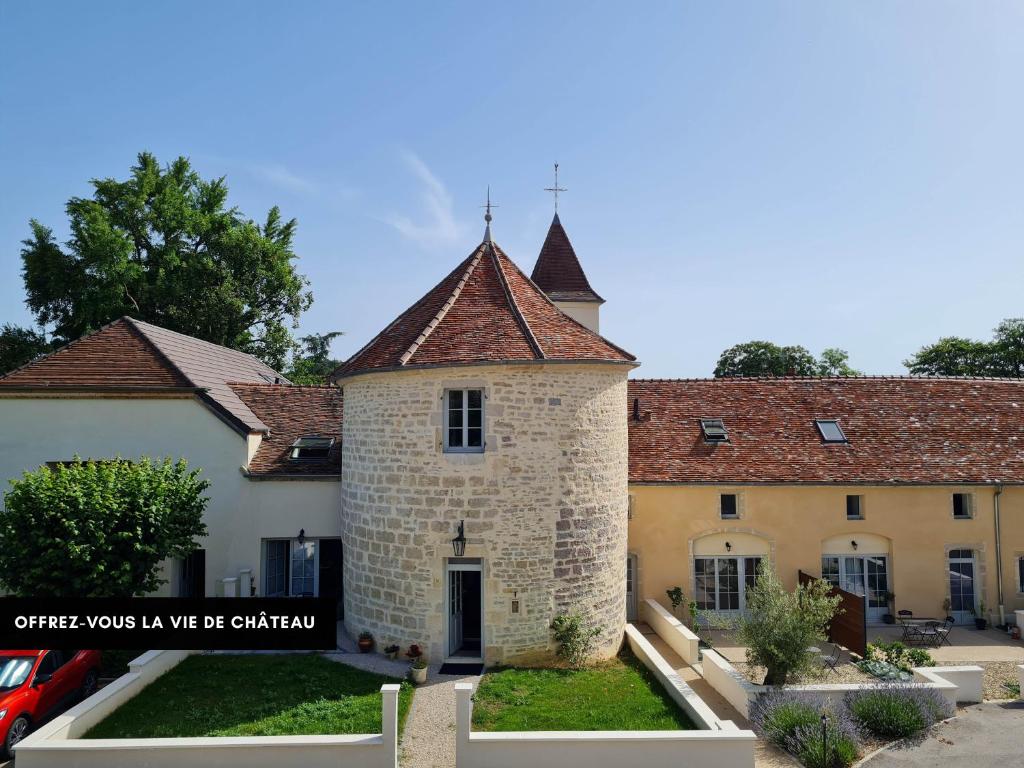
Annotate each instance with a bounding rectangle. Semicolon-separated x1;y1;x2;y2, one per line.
0;323;50;375
0;457;209;597
19;152;312;369
286;331;343;385
904;319;1024;377
714;341;861;377
738;566;841;685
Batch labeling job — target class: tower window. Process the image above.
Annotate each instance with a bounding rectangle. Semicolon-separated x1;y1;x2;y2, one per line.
815;419;847;443
444;388;484;453
700;418;728;443
720;493;738;519
289;436;334;462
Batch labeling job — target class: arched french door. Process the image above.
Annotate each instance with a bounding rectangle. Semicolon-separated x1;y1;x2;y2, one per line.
691;532;770;619
947;549;976;624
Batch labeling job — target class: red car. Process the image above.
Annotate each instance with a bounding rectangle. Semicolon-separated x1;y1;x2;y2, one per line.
0;650;101;756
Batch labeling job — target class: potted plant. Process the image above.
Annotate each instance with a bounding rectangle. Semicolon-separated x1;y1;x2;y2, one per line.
973;600;988;631
384;643;400;660
942;597;954;623
410;657;428;684
358;631;375;653
666;586;684;617
881;592;896;624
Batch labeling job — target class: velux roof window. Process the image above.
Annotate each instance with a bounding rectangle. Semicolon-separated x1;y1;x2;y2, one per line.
815;419;847;443
700;418;728;443
289;436;335;462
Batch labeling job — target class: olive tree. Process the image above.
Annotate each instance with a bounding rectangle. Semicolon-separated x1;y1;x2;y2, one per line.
0;457;209;597
738;566;842;685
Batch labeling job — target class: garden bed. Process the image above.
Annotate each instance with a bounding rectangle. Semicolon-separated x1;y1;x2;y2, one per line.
471;649;696;731
733;660;875;686
84;654;413;738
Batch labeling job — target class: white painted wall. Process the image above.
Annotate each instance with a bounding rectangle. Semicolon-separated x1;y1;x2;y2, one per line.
15;650;400;768
552;301;600;334
643;598;701;666
0;396;341;597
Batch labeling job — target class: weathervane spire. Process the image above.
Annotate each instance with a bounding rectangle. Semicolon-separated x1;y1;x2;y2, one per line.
481;185;498;242
544;162;567;213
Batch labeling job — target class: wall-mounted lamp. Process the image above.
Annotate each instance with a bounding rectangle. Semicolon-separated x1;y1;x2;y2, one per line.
297;528;306;546
850;540;858;551
452;520;466;557
725;541;732;552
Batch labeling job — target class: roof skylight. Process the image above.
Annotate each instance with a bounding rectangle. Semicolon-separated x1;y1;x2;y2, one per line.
700;418;728;443
289;436;335;462
815;419;847;443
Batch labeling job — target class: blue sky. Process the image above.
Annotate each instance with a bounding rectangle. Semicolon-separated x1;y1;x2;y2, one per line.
1;2;1022;377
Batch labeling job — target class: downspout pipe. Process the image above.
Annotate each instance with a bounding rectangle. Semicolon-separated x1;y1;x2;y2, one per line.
993;481;1005;625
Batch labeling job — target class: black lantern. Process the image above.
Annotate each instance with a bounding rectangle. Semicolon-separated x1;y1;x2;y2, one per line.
725;541;732;552
298;528;306;546
452;520;466;557
850;540;858;551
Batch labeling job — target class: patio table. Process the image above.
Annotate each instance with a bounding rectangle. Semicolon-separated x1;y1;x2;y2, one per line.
898;617;939;643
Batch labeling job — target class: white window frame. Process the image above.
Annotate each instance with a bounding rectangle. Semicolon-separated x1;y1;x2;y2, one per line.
719;492;740;519
443;388;485;453
262;538;319;597
846;494;864;520
290;539;319;597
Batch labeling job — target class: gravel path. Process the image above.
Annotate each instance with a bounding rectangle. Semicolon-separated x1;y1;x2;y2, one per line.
399;667;482;768
734;661;875;685
977;661;1022;700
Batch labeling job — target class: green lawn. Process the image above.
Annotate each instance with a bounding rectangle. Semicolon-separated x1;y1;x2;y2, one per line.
84;654;413;738
471;650;695;731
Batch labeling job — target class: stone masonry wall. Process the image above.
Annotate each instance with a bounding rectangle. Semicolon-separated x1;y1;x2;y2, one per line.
340;363;630;665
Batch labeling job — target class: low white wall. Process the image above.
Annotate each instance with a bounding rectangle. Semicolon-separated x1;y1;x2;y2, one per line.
699;650;759;718
454;682;755;768
1018;665;1023;699
624;624;729;730
1016;610;1024;632
16;651;401;768
643;599;700;666
912;666;981;705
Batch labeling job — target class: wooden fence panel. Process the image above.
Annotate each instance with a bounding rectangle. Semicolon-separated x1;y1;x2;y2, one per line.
799;570;866;658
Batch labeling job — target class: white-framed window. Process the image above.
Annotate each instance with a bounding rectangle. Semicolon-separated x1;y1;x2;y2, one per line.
263;538;319;597
694;556;763;614
444;388;484;453
952;492;974;519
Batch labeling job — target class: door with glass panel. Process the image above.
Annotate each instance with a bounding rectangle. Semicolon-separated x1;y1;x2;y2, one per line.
694;556;762;617
821;554;889;623
947;549;976;624
625;554;638;622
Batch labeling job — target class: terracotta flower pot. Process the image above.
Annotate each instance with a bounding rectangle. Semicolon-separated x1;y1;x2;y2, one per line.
358;637;374;653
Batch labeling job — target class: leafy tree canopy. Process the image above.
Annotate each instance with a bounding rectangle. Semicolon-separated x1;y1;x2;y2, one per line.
904;319;1024;377
286;331;343;385
714;341;861;377
738;566;842;685
0;323;50;375
0;457;209;597
19;152;312;370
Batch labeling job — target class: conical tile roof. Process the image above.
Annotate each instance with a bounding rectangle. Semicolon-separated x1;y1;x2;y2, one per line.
332;239;634;380
530;213;603;303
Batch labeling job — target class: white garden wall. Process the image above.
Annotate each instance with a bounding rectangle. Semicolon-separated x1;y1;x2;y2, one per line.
624;624;732;730
643;598;700;665
454;682;755;768
15;651;400;768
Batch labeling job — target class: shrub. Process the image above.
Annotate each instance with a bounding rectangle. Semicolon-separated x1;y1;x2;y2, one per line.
550;612;602;669
857;659;911;682
750;690;860;768
738;566;842;684
845;684;953;739
866;639;934;671
0;456;208;597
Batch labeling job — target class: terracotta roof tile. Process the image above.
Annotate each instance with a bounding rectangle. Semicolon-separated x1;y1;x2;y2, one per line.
0;317;287;433
628;377;1024;484
332;239;633;379
530;214;603;303
229;384;343;477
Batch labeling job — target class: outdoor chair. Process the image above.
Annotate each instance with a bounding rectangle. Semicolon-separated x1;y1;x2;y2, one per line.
819;644;841;675
917;620;941;648
935;617;954;647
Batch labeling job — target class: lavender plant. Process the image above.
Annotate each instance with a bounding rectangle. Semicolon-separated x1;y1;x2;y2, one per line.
844;684;953;739
750;689;860;768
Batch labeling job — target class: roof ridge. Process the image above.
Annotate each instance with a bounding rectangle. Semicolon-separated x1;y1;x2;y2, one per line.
122;316;199;388
228;381;338;390
400;247;484;366
489;243;546;360
630;375;1024;383
0;316;133;383
129;316;280;371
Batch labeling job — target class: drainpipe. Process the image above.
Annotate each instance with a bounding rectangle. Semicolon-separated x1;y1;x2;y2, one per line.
993;481;1005;625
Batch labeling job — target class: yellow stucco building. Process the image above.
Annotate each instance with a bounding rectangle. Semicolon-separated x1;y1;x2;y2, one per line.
625;378;1024;629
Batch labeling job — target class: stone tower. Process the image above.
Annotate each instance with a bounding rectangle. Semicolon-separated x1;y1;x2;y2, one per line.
530;213;604;333
331;231;636;666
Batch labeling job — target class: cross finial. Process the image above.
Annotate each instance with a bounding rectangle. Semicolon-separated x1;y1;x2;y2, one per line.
481;185;498;242
544;162;567;212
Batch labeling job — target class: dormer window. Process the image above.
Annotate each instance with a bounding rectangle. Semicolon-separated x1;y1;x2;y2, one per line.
289;436;334;462
700;418;728;443
815;419;847;443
